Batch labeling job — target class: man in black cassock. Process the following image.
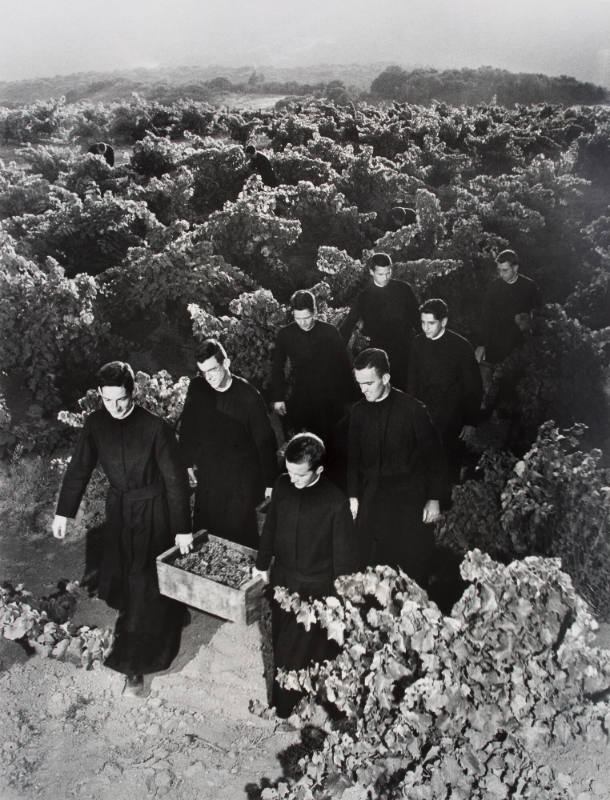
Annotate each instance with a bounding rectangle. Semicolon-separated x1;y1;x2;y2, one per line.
271;290;356;447
52;361;193;696
253;433;356;719
348;348;446;588
409;298;482;485
179;339;277;548
244;143;278;187
475;248;542;366
339;252;420;391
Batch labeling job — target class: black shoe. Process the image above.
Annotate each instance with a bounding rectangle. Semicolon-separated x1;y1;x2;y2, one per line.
123;674;144;697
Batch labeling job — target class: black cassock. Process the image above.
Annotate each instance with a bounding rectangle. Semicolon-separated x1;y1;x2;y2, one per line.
481;273;542;363
56;405;191;675
179;375;277;547
408;329;482;478
256;474;357;717
249;152;277;187
339;279;420;390
347;388;446;587
270;320;356;445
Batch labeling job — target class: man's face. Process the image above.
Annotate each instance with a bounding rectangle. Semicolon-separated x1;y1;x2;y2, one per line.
293;308;316;332
98;385;134;419
371;265;392;288
354;366;390;402
198;356;231;391
421;312;447;339
286;459;323;489
497;261;519;284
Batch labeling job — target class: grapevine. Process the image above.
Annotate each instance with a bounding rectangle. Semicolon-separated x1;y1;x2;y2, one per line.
172;538;255;589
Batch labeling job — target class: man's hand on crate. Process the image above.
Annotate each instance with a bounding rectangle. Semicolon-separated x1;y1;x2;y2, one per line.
175;533;194;554
251;567;269;584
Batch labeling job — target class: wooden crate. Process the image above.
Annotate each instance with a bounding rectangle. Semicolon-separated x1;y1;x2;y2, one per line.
156;531;264;625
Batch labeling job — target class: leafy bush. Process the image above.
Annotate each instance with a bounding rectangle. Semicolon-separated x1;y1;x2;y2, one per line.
189;289;288;390
488;304;610;452
102;230;252;322
204;182;301;289
0;582;113;667
185;138;249;219
261;551;610;799
502;422;610;618
5;190;162;276
435;449;517;563
316;246;365;307
0;262;113;412
273;148;337;187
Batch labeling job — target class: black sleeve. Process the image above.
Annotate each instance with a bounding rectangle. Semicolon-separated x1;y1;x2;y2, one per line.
246;389;278;487
256;477;280;570
177;380;200;467
530;280;542;310
155;422;192;535
270;329;288;403
338;292;363;345
403;282;420;332
332;496;358;577
346;407;363;498
329;325;357;402
56;417;98;518
459;341;483;425
407;339;421;398
413;402;447;501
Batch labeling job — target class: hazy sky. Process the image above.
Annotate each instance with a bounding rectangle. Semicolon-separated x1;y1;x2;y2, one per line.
1;0;609;86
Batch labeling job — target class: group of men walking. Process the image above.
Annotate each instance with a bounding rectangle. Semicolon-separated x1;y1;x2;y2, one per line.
52;247;541;713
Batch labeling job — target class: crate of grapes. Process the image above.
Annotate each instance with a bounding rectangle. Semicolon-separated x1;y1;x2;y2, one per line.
156;531;264;625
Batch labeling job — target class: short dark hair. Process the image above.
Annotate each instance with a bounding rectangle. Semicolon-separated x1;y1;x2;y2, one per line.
368;252;392;271
196;338;228;364
496;249;519;267
353;347;390;377
290;290;316;313
284;432;326;469
420;298;448;320
96;361;135;394
245;144;256;155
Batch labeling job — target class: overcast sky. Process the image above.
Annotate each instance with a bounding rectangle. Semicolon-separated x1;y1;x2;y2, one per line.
1;0;609;86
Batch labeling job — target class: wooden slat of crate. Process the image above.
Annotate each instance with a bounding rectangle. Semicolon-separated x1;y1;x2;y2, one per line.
156;531;264;625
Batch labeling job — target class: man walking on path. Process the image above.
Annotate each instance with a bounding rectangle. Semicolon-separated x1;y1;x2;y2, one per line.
348;348;446;588
339;253;419;391
409;298;482;484
271;290;356;447
179;339;278;548
52;361;193;696
475;249;542;366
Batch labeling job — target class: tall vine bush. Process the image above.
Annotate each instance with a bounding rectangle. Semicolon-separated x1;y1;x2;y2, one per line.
0;262;112;412
189;289;288;390
502;422;610;618
261;552;610;800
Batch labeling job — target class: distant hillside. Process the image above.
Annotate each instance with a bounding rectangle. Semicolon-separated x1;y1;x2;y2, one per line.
0;62;606;109
0;63;391;107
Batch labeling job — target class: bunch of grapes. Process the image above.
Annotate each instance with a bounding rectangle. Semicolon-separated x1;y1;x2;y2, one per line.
174;538;255;589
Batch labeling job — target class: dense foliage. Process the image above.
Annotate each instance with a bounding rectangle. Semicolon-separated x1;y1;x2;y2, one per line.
258;551;610;799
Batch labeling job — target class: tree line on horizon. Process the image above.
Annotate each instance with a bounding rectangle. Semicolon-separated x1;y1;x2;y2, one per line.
0;64;607;109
